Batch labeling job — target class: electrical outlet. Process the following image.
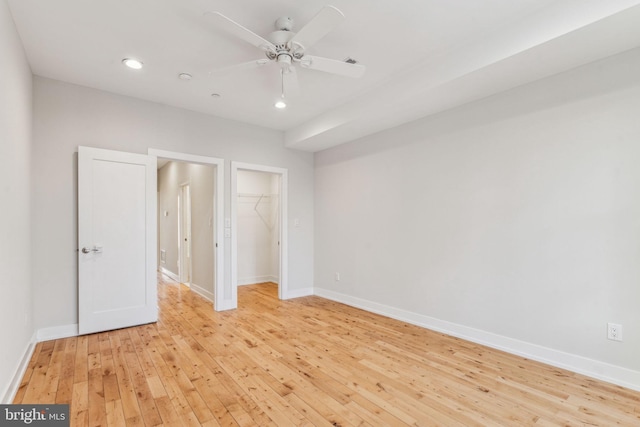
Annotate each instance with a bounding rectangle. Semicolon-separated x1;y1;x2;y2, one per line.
334;272;340;282
607;323;623;341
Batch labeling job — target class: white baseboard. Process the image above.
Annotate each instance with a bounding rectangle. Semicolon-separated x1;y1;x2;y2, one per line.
284;287;314;299
314;287;640;392
238;275;278;286
190;283;214;303
1;332;36;404
161;267;179;282
37;324;79;342
216;299;236;311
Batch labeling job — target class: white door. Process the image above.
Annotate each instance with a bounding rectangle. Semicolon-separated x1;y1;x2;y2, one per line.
78;146;157;335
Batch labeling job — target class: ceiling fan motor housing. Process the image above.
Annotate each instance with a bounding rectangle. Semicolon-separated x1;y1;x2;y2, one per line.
268;30;295;47
275;16;293;31
266;29;299;66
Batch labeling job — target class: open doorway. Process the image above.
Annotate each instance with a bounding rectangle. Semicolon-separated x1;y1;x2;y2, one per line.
236;170;280;286
231;162;288;307
150;149;225;311
159;163;211;297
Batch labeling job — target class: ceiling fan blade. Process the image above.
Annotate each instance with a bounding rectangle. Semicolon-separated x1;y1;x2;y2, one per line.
206;12;276;51
282;67;300;98
299;55;366;78
209;59;271;75
289;5;344;51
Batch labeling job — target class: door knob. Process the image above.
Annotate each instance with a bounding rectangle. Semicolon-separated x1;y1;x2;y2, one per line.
82;246;102;254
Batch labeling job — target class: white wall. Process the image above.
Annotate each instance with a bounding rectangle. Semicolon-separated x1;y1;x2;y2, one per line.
315;48;640;390
237;170;279;285
31;76;314;331
158;161;214;295
0;0;33;402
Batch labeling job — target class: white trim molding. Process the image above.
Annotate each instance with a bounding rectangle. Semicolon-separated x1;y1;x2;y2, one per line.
314;287;640;392
161;267;179;283
37;324;79;342
190;283;214;303
1;332;36;404
283;287;314;299
238;276;279;286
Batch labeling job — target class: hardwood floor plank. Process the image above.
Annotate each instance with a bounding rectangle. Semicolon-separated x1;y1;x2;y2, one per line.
144;331;206;426
210;357;275;427
14;279;640;426
88;363;107;427
169;338;240;426
121;329;163;426
109;333;144;423
55;338;78;405
20;341;54;403
105;399;126;427
74;336;89;384
71;380;89;427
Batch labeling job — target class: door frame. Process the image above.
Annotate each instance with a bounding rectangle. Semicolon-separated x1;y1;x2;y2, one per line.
231;161;288;306
178;182;192;285
148;149;226;311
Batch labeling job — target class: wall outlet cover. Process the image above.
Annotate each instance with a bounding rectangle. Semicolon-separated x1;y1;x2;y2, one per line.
607;323;623;341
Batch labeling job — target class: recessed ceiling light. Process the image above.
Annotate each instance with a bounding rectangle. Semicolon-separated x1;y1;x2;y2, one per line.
122;58;143;70
179;73;192;80
274;100;287;109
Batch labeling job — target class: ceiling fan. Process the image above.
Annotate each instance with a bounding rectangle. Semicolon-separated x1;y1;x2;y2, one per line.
207;5;366;102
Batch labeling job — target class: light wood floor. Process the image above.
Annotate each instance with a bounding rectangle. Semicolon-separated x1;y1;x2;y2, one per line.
14;278;640;426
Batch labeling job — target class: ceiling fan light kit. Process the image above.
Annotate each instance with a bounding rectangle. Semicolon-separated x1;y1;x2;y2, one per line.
208;5;366;105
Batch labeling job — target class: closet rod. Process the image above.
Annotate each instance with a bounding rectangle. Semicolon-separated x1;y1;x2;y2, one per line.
237;192;278;198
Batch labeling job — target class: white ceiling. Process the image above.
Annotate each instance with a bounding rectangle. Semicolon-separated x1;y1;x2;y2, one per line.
8;0;640;151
